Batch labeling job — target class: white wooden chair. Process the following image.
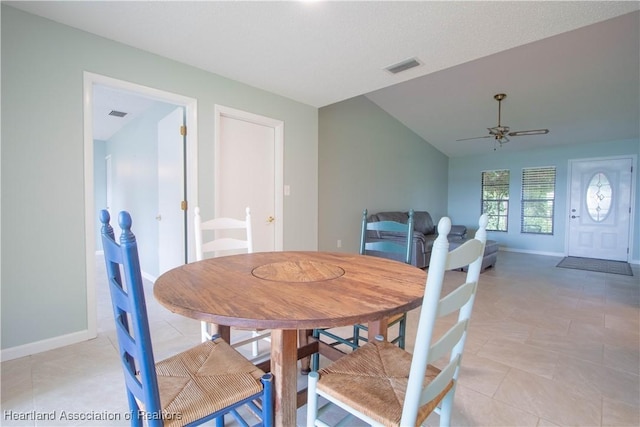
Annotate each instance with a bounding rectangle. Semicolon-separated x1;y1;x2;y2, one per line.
194;206;270;359
307;214;488;427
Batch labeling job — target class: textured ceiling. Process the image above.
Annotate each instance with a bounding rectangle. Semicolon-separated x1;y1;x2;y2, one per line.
8;1;640;157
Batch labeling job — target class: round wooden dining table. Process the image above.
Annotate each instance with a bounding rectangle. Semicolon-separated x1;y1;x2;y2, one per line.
154;251;426;427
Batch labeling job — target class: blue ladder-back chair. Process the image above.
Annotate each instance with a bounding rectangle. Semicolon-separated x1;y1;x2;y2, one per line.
310;209;414;371
353;208;415;348
307;215;487;427
100;210;273;427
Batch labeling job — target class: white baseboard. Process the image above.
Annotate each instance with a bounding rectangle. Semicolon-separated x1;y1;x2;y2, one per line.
499;247;565;257
1;329;96;362
142;271;158;283
500;247;640;265
1;257;156;362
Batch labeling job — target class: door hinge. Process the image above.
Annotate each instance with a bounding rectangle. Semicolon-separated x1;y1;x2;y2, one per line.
180;125;187;136
181;200;187;211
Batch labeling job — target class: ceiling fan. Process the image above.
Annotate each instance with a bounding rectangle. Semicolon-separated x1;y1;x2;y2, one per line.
456;93;549;148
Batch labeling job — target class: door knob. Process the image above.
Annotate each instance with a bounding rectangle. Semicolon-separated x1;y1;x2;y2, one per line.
266;216;275;223
156;214;162;221
571;215;580;219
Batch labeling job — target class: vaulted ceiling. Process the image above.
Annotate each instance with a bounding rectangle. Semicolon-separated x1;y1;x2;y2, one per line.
7;1;639;157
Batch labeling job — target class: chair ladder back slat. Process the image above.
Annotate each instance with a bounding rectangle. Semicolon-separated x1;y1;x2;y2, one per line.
200;217;247;230
195;206;253;261
427;319;468;365
201;238;250;253
445;238;485;270
418;354;460;408
437;281;477;318
366;220;409;232
364;240;405;254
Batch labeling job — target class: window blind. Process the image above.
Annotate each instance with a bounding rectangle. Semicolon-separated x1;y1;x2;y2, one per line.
521;167;556;234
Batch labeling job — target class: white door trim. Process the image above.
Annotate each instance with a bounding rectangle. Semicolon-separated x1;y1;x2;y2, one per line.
565;154;637;261
83;72;199;341
214;105;284;251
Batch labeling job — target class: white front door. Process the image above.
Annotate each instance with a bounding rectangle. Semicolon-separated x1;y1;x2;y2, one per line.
158;107;186;273
567;157;633;261
215;106;284;252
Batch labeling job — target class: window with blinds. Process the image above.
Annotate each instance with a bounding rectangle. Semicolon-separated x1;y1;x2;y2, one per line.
481;170;509;232
521;167;556;234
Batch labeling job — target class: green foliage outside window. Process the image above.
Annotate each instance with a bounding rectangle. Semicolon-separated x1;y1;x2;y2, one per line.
481;170;509;232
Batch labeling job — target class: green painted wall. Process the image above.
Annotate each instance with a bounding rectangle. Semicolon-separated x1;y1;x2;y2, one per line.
1;6;318;351
318;96;449;254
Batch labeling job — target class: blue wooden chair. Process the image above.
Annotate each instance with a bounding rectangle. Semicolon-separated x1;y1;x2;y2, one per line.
100;210;272;427
353;208;415;349
310;209;414;371
307;215;488;427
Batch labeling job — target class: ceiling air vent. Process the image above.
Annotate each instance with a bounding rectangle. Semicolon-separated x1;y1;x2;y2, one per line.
108;110;128;118
385;57;421;74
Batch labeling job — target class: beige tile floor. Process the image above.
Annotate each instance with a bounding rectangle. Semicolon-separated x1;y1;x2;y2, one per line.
1;251;639;426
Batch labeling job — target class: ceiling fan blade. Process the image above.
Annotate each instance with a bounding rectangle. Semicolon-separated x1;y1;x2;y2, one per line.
508;129;549;137
456;135;493;142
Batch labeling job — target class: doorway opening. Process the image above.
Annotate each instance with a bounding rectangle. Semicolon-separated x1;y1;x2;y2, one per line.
83;72;198;339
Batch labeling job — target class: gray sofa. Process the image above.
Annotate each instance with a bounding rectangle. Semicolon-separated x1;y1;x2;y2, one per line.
366;211;467;268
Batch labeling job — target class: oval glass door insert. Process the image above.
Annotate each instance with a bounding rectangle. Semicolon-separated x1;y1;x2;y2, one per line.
586;172;612;222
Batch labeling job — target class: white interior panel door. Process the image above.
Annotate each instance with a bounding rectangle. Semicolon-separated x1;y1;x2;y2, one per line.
158;107;186;273
216;106;283;253
568;157;633;261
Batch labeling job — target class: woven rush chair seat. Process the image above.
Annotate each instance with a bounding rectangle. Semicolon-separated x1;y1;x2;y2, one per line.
155;339;266;427
316;339;453;426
